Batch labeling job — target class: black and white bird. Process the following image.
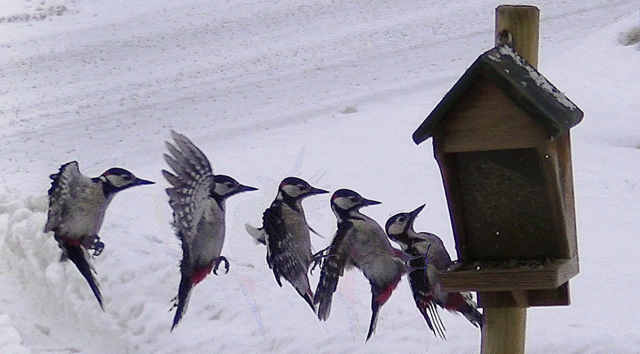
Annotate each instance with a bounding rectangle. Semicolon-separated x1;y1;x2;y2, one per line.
245;177;328;312
163;130;257;331
314;189;408;341
385;205;482;339
44;161;154;309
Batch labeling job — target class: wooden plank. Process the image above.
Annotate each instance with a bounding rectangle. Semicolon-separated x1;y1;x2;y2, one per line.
557;132;579;260
539;141;570;258
440;258;578;292
441;76;549;153
478;284;571;308
539;134;579;260
528;282;570;307
433;140;471;260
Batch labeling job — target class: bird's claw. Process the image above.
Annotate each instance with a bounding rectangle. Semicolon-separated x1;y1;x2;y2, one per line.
405;245;433;287
93;241;105;257
310;258;322;275
83;235;105;257
405;244;433;268
213;256;229;275
310;246;333;275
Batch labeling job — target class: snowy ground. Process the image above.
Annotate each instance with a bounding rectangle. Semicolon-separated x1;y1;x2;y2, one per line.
1;0;640;353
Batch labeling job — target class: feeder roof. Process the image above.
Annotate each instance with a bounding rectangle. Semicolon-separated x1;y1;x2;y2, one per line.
413;44;584;145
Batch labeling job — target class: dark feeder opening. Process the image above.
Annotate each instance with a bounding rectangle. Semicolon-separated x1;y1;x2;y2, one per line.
453;148;558;261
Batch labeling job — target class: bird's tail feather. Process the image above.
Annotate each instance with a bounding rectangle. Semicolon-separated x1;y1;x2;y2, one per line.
445;292;483;328
171;273;193;331
63;244;104;310
366;301;380;341
314;262;340;321
293;277;316;313
418;300;447;339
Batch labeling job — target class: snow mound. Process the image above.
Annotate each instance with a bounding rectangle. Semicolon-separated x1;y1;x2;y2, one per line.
0;191;130;353
0;315;31;354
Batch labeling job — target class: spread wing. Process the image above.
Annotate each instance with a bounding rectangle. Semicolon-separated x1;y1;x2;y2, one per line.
45;161;81;233
162;131;215;254
314;220;351;321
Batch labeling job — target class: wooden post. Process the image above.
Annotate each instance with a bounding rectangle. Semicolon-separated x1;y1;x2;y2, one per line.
480;5;540;354
495;5;539;67
482;307;527;354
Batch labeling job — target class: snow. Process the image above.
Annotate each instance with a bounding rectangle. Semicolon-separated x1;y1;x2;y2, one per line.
495;44;578;111
1;0;639;353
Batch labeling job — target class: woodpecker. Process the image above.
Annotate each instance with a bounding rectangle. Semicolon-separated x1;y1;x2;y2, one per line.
314;189;407;341
44;161;154;309
245;177;328;312
385;204;482;339
163;130;257;331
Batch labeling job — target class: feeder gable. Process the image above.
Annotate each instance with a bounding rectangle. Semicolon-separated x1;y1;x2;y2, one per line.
413;44;584;145
437;75;549;153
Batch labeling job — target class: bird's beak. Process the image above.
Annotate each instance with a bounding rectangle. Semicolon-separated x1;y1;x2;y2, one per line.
135;178;155;186
361;198;382;207
409;204;425;220
310;187;330;195
238;184;259;193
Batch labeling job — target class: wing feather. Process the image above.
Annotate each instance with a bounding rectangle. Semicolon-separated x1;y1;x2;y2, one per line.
163;132;215;249
262;205;286;285
262;204;308;287
161;170;182;188
45;161;81;233
170;130;213;177
314;220;351;321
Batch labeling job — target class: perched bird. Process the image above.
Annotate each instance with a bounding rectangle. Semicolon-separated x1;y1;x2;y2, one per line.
245;177;328;312
314;189;407;341
163;130;257;331
44;161;154;309
385;204;482;339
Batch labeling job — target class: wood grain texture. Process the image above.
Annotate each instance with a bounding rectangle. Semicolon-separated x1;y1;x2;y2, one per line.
441;258;578;293
495;5;539;68
481;306;527;354
477;283;571;308
441;76;549;153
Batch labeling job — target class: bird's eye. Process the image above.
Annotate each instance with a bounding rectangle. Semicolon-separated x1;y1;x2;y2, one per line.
397;216;406;223
225;182;233;188
348;196;357;201
297;184;305;190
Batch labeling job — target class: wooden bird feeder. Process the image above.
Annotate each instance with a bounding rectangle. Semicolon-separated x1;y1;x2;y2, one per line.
412;5;583;353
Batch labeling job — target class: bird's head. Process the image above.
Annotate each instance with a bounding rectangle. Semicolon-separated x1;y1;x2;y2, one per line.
277;177;329;200
385;204;425;248
100;168;154;193
212;175;258;199
330;189;380;218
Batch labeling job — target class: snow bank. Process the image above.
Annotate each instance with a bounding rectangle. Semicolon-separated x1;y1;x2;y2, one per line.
0;315;31;354
0;191;130;353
